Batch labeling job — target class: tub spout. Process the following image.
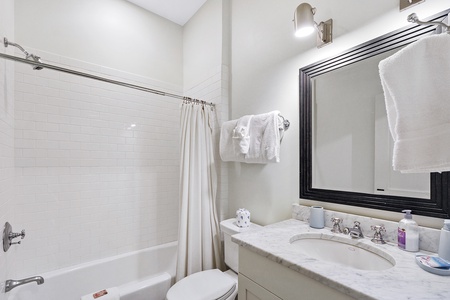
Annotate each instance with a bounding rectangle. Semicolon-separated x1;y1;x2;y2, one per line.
5;276;44;293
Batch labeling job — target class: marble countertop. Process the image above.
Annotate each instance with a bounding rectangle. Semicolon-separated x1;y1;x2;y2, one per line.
232;219;450;300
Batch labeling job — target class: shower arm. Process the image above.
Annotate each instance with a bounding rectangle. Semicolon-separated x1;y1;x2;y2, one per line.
3;37;42;62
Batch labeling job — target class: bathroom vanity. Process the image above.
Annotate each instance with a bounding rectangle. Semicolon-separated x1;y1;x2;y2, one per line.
238;246;351;300
232;218;450;300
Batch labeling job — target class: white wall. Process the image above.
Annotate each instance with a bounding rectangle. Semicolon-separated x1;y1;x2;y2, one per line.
229;0;450;227
7;0;183;280
0;0;15;298
183;0;223;90
15;0;183;86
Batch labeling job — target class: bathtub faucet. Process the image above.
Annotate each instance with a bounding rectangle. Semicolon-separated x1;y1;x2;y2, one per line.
5;276;44;292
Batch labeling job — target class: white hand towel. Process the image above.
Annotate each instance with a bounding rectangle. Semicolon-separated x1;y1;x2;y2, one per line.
232;115;254;154
379;33;450;173
81;287;120;300
220;119;246;162
244;110;282;163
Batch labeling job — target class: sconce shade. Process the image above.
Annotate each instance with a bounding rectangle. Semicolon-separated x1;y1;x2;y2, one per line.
294;3;315;37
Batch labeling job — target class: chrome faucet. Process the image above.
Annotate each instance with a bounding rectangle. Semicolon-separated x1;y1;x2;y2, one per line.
344;221;364;239
5;276;44;292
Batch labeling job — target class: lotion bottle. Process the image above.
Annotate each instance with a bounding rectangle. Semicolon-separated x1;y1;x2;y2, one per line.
438;219;450;262
398;210;419;252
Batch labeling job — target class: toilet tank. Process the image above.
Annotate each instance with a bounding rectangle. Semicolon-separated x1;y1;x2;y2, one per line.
220;218;262;273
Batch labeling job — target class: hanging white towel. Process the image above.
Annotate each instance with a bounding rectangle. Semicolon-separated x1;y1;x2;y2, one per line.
80;287;120;300
244;110;283;163
220;119;246;162
232;115;254;154
378;33;450;173
220;111;284;163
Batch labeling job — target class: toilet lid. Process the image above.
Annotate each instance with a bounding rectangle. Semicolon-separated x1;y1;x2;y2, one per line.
166;269;236;300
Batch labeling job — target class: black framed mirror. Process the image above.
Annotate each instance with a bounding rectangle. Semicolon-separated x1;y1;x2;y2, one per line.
299;9;450;219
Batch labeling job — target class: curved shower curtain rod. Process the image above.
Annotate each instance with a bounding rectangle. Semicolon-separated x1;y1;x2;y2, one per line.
1;37;215;107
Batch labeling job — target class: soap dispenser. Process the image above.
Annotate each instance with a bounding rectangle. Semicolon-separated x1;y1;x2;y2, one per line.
438;220;450;262
398;209;419;252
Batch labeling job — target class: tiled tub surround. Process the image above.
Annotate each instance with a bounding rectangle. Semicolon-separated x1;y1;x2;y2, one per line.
13;50;182;278
292;204;441;253
233;219;450;299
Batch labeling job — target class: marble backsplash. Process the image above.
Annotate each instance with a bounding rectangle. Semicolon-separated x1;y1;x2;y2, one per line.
292;204;441;253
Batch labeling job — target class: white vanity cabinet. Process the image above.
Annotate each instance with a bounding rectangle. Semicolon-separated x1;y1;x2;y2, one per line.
239;273;282;300
238;247;353;300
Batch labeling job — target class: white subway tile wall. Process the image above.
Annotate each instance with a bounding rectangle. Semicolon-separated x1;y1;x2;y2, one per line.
12;51;184;278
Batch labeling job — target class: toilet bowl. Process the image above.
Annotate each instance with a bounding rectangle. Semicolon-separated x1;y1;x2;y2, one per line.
166;218;261;300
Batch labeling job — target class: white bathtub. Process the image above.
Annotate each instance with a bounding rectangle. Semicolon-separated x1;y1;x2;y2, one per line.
7;241;177;300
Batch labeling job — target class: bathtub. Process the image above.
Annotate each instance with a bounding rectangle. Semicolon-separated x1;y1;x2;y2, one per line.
7;241;177;300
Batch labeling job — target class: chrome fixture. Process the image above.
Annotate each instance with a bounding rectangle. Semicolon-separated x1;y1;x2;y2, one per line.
5;276;44;293
3;37;43;70
371;225;387;244
293;3;333;48
407;13;450;33
0;37;215;107
330;217;342;233
344;221;364;239
3;222;26;252
399;0;425;12
279;114;290;131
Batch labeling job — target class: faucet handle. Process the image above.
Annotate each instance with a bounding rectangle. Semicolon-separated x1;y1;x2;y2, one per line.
9;229;25;240
371;225;386;244
331;217;343;233
3;222;26;252
9;229;25;245
371;225;386;233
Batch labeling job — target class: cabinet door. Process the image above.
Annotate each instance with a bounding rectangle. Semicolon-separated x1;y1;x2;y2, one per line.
239;274;282;300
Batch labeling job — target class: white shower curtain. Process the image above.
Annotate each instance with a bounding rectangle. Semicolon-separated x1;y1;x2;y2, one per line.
176;102;224;282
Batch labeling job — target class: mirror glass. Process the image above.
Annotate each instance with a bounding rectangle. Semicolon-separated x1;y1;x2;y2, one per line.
311;48;430;199
299;9;450;218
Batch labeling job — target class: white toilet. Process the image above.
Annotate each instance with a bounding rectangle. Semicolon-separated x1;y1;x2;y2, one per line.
166;218;261;300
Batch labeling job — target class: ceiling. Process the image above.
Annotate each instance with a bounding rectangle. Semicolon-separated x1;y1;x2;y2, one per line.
126;0;207;26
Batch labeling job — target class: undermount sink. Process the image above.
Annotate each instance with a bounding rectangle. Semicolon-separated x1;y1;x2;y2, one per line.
289;233;395;271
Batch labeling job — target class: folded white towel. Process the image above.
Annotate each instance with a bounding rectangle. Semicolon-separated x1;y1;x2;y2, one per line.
379;33;450;173
81;287;120;300
232;115;253;154
245;110;283;163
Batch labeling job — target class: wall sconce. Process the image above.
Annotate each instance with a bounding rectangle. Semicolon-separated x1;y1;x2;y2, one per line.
293;3;333;48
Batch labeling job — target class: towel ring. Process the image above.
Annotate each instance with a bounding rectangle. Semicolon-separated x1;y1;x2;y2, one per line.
279;114;290;130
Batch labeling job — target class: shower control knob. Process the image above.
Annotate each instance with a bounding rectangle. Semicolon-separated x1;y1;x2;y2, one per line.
9;229;25;241
3;222;26;252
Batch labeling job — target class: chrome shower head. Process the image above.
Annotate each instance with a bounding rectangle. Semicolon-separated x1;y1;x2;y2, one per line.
3;37;44;70
29;54;43;70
